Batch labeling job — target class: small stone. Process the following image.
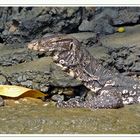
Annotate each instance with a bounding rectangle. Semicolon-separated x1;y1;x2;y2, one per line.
0;75;7;84
14;101;20;104
39;85;49;93
21;80;33;87
51;94;64;102
43;103;49;106
117;27;125;33
0;96;4;106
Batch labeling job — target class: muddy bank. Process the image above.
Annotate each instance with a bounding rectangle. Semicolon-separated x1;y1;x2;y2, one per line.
0;99;140;134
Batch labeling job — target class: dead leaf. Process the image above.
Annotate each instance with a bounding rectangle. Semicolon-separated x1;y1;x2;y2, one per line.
0;85;47;98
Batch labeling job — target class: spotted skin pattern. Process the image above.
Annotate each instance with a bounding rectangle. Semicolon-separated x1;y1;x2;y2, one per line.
27;34;140;109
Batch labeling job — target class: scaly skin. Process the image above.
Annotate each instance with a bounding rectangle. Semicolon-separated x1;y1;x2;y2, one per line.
27;34;140;109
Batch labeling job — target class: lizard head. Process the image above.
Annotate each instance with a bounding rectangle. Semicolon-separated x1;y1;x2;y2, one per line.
27;34;80;54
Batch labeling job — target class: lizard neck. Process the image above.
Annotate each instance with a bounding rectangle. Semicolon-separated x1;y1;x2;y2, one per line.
52;45;104;92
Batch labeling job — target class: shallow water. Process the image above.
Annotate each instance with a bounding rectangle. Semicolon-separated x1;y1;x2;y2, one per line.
0;98;140;134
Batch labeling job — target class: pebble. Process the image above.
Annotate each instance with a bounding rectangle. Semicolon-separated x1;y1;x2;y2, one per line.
0;96;4;106
51;94;64;102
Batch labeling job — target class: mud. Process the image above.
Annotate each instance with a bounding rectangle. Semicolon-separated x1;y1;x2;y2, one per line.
0;98;140;134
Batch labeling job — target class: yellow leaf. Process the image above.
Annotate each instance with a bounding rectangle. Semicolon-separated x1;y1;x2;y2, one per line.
0;85;47;98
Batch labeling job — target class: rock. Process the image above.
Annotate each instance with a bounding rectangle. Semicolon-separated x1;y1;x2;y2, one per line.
0;7;82;44
78;19;94;31
79;7;140;35
0;45;82;95
49;64;81;87
0;50;39;66
111;8;140;26
101;24;140;48
67;32;98;47
67;32;97;42
131;63;140;72
0;7;88;44
0;42;88;101
87;46;109;60
79;19;115;35
103;46;140;74
0;44;43;66
78;8;115;35
1;7;140;44
99;25;140;74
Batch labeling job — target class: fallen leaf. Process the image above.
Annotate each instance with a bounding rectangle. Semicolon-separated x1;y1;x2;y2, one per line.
0;85;47;98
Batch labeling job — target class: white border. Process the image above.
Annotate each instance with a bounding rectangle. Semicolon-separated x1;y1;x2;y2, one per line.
0;134;140;136
0;0;140;5
0;134;140;137
0;134;140;140
0;0;140;138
